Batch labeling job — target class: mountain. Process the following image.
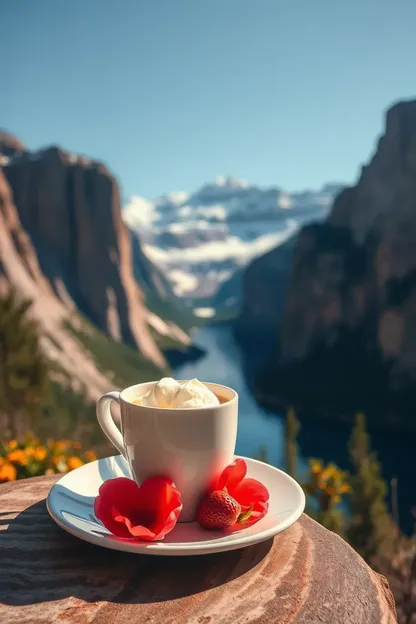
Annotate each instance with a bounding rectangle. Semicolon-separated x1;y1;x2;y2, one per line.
234;234;298;352
123;177;342;309
0;132;192;402
252;100;416;427
130;231;198;335
0;130;26;161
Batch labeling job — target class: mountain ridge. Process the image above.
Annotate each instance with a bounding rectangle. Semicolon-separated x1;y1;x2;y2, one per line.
250;99;416;427
124;178;342;305
0;131;193;403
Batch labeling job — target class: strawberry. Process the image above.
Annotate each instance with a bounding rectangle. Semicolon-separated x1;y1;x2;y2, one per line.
196;490;241;530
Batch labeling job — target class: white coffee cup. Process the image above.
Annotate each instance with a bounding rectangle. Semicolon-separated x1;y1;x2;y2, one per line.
96;380;238;522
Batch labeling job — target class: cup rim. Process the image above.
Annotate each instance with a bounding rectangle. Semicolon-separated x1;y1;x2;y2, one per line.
119;380;238;411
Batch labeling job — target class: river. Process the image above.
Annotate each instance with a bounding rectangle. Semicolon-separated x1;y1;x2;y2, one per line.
173;323;415;532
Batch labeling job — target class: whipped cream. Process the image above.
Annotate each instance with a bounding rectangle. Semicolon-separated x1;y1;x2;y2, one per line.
139;377;219;408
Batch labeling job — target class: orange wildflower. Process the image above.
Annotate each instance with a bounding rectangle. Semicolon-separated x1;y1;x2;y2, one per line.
67;456;84;471
33;447;47;461
84;450;96;462
7;449;27;465
0;461;17;482
7;440;18;450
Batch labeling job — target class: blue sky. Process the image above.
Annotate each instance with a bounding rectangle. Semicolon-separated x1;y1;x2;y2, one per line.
2;0;416;200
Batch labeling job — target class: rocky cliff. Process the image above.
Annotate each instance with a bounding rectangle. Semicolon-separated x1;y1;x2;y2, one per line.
234;236;297;354
3;142;165;368
0;165;117;399
253;100;416;425
0;130;26;160
0;132;203;403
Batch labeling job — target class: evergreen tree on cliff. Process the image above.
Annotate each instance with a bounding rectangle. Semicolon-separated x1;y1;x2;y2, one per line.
285;407;300;478
0;291;50;438
347;413;393;560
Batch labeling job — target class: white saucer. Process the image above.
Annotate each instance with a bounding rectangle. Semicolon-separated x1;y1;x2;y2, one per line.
47;455;305;556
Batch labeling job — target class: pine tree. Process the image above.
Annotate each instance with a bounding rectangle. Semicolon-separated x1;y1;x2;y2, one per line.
0;290;50;438
347;412;393;561
284;407;300;478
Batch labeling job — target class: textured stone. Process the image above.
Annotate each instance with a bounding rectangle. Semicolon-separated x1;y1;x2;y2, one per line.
0;475;397;624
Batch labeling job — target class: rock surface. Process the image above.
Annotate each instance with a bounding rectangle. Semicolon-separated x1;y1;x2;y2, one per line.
0;475;397;624
0;130;26;159
4;146;165;368
0;167;113;399
253;100;416;424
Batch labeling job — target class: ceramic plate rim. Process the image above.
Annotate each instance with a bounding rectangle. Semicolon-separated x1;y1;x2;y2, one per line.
46;455;305;556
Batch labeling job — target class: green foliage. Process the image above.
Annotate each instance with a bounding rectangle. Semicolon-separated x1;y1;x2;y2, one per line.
347;412;394;560
284;407;299;478
64;318;167;387
0;291;50;437
38;382;99;445
144;291;201;333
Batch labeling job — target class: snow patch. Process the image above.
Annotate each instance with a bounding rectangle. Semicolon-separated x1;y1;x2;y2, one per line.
124;196;158;230
144;219;298;266
168;269;199;296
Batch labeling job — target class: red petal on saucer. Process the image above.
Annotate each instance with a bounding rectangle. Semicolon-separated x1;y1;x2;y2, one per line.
94;476;183;541
215;458;247;492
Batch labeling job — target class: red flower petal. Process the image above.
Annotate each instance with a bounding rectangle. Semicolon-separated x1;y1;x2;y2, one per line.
231;478;270;509
208;459;270;531
94;478;140;538
94;476;183;541
215;458;247;493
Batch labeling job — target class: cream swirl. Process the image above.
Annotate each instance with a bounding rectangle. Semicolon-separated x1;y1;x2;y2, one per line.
139;377;219;408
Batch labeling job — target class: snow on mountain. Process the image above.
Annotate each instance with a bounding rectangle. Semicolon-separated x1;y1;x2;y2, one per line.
123;177;342;304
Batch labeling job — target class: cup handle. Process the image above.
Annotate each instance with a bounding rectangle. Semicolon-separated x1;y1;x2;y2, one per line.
96;391;125;458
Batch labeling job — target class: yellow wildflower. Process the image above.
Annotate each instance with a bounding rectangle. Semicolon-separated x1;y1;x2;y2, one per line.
309;459;322;474
319;468;332;483
52;455;67;473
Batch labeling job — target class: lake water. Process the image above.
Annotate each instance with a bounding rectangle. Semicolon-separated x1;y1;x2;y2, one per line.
173;323;415;533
